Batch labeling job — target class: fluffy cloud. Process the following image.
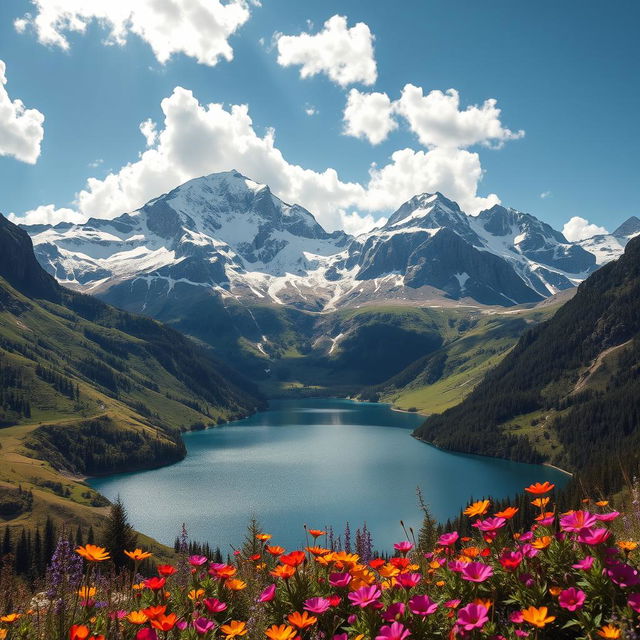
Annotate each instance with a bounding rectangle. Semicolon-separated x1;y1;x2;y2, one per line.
540;190;552;199
343;89;397;145
139;118;157;147
275;15;377;86
562;216;608;242
395;85;524;149
14;87;500;230
15;0;252;66
8;204;84;225
0;59;44;164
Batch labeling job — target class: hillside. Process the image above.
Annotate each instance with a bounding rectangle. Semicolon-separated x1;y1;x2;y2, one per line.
0;214;264;535
414;235;640;493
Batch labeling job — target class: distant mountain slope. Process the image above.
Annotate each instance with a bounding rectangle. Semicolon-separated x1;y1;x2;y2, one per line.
0;213;263;530
578;215;640;265
414;235;640;491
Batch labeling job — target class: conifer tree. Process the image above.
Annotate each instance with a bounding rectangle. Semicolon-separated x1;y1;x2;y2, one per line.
102;497;137;570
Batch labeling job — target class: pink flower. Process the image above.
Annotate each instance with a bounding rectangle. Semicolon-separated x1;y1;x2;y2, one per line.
438;532;459;547
572;555;595;570
577;528;610;545
393;541;414;554
628;593;640;613
520;543;539;559
457;603;489;631
333;635;348;640
604;561;640;587
559;511;597;533
381;602;405;622
304;597;330;614
348;585;382;608
444;599;461;609
461;561;494;583
177;621;188;631
408;595;438;616
258;585;276;603
395;572;421;589
375;622;411;640
472;517;507;532
499;550;523;571
189;554;208;566
558;587;586;611
136;630;158;640
447;560;468;573
595;511;620;521
329;572;352;588
193;617;216;635
537;514;555;526
510;611;524;623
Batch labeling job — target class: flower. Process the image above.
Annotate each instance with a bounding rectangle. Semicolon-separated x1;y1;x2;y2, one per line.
142;605;166;619
124;549;152;562
595;511;620;521
225;578;247;591
472;517;506;532
308;529;327;537
395;572;421;589
381;602;405;622
617;540;638;551
521;606;556;628
558;587;586;611
531;536;553;550
288;611;317;629
189;555;208;566
408;595;438;616
77;586;96;599
256;533;272;541
136;630;158;640
348;585;382;608
375;622;411;640
265;625;296;640
157;564;177;576
464;500;490;517
456;603;489;631
572;555;595;570
75;544;110;562
266;545;285;556
578;528;611;545
559;511;597;532
393;541;414;553
304;597;330;614
329;572;352;587
193;617;216;635
494;506;519;519
604;561;640;587
279;550;306;567
270;565;296;579
70;626;90;640
127;611;148;624
499;550;522;571
258;585;276;603
220;621;248;640
524;482;555;495
461;561;493;583
597;625;621;638
628;593;640;613
150;613;177;632
143;577;166;591
438;532;459;546
189;588;205;600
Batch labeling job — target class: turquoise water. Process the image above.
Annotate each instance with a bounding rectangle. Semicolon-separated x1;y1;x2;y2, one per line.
89;398;567;552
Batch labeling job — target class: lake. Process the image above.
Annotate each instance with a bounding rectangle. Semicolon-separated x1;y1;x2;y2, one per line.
89;398;568;552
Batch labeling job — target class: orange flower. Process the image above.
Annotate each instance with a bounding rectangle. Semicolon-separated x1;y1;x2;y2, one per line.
535;511;555;522
464;500;490;517
124;549;152;562
126;610;148;624
266;545;285;556
221;621;248;640
531;497;550;508
1;614;22;624
256;533;272;541
595;500;609;507
549;586;562;596
461;546;480;558
531;536;553;550
69;625;90;640
617;540;638;552
265;625;297;640
188;589;205;600
521;606;556;628
150;613;177;632
306;546;330;556
494;506;519;519
288;611;318;629
131;582;145;590
212;564;237;579
378;563;400;578
597;625;621;638
270;564;296;579
524;482;555;495
280;550;306;567
307;529;326;538
75;544;110;562
472;598;492;610
225;579;247;591
142;605;166;619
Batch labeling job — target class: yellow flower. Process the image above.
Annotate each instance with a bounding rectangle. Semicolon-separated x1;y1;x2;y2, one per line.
378;563;400;578
0;629;7;640
132;582;146;590
188;589;205;600
77;586;97;599
464;499;490;517
531;536;553;550
597;625;621;638
256;533;272;541
124;548;152;562
521;606;556;628
531;497;550;508
0;614;21;624
595;500;609;507
127;610;148;624
617;540;638;552
75;544;110;562
221;621;248;640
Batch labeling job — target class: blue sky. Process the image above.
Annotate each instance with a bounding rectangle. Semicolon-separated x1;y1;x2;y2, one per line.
0;0;638;238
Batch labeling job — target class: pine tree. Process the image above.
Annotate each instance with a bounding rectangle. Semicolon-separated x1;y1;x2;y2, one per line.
416;487;438;553
102;497;137;570
241;516;263;557
1;527;11;555
43;516;55;566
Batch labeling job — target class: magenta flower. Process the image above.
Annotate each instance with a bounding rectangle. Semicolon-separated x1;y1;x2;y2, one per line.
438;531;459;547
203;598;227;613
457;603;489;631
177;621;188;631
559;511;597;532
189;554;208;566
381;602;405;622
604;561;640;587
444;599;461;609
558;587;586;611
395;572;421;589
304;597;330;614
628;593;640;613
333;635;348;640
499;550;523;571
472;517;507;532
258;585;276;603
393;541;414;554
537;514;555;526
348;585;382;608
577;527;611;545
375;622;411;640
193;617;216;635
572;555;595;570
595;511;620;521
447;560;468;573
329;572;352;587
136;630;158;640
510;611;524;623
461;561;494;583
408;595;438;616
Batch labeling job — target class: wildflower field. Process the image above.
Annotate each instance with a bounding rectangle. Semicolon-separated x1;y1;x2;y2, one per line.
2;482;640;639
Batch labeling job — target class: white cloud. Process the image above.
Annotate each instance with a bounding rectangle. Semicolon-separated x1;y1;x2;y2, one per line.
12;87;500;230
275;15;377;87
343;89;397;145
139;118;157;146
304;105;317;116
562;216;609;242
340;210;386;236
15;0;252;66
395;85;524;149
540;190;552;199
0;59;45;164
8;204;85;225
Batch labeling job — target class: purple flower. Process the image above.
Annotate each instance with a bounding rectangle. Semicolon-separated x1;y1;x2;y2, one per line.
348;585;382;608
189;554;208;566
304;597;330;614
457;603;489;631
329;572;352;587
193;617;216;635
558;587;586;611
461;561;493;583
604;561;640;587
381;602;405;622
408;595;438;616
628;593;640;613
375;622;411;640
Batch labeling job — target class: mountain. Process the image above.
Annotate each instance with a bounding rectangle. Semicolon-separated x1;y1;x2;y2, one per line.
24;172;602;317
413;235;640;494
0;213;263;530
578;216;640;265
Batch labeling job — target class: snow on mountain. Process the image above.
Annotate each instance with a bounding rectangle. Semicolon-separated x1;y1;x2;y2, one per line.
577;217;640;265
21;171;623;312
